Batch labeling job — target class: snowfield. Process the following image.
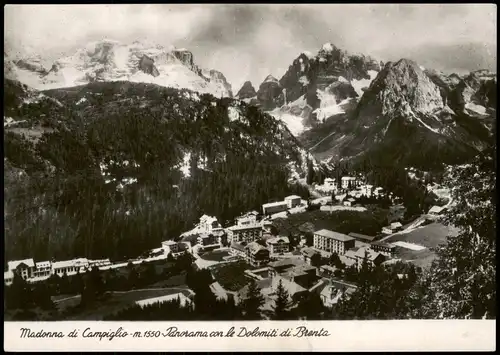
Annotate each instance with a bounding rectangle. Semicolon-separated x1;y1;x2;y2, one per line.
391;241;427;251
351;70;378;97
268;109;306;136
9;41;232;98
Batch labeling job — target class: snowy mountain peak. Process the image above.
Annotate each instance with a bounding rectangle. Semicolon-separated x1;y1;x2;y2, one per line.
6;39;233;98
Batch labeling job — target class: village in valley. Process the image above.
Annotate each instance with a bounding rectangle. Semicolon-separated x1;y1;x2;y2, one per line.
4;173;455;320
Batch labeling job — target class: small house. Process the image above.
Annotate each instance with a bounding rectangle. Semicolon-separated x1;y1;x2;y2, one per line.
266;236;290;255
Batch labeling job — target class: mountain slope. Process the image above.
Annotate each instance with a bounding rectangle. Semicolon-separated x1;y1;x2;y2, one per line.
246;43;382;135
5;40;233;98
4;79;314;262
300;59;495;170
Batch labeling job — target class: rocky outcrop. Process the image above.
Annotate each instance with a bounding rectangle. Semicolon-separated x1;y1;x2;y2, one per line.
257;75;284;110
138;55;160;77
204;69;233;97
356;59;444;120
236;81;257;99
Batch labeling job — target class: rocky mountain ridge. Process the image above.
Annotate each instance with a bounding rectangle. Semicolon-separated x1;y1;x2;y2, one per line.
5;39;233;98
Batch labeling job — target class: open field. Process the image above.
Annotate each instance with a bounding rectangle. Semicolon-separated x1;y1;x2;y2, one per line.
211;260;252;292
386;222;459;249
386;222;460;269
199;250;230;262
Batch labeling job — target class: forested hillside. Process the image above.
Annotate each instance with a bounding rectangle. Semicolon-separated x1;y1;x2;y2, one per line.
4;80;311;262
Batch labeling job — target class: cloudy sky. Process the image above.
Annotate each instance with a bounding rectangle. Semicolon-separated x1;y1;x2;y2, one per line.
5;4;497;91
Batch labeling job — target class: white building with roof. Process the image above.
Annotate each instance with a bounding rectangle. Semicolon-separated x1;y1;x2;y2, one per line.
34;261;52;278
198;215;224;235
226;222;263;244
7;258;36;280
313;229;355;255
52;258;89;276
266;236;290;255
262;201;289;215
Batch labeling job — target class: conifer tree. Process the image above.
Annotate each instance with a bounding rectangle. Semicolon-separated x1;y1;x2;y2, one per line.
242;279;264;320
273;279;292;320
427;148;496;319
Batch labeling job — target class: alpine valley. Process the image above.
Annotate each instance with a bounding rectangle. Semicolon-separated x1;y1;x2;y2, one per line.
3;38;496;263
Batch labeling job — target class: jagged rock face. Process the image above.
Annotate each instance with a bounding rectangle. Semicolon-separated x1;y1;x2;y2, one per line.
277;43;381;110
171;49;195;70
138;55;160;77
259;43;382;136
15;59;48;75
357;59;444;119
327;81;358;102
236;81;257;99
257;75;284;110
5;40;233;98
303;58;495;170
204;69;233;97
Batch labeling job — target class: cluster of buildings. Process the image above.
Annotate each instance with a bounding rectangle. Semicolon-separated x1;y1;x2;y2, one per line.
315;176;391;203
4;257;111;286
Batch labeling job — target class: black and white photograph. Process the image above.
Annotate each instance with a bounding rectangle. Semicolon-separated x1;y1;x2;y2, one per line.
3;4;496;345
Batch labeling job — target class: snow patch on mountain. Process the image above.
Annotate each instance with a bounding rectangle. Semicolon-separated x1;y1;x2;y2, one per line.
351;70;378;97
301;51;314;59
299;76;309;86
322;43;334;52
268;109;305;136
228;106;241;122
312;90;349;122
465;102;487;115
9;40;233;98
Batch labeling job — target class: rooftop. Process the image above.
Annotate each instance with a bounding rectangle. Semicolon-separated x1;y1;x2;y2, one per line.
348;232;376;242
301;247;319;258
52;258;89;269
284;195;301;200
268;258;305;269
227;223;262;231
230;242;247;252
371;240;395;249
354;247;383;261
267;236;290;245
238;277;273;299
262;201;288;208
284;264;316;277
246;242;268;254
8;258;35;270
35;261;51;268
273;275;306;296
314;229;354;242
